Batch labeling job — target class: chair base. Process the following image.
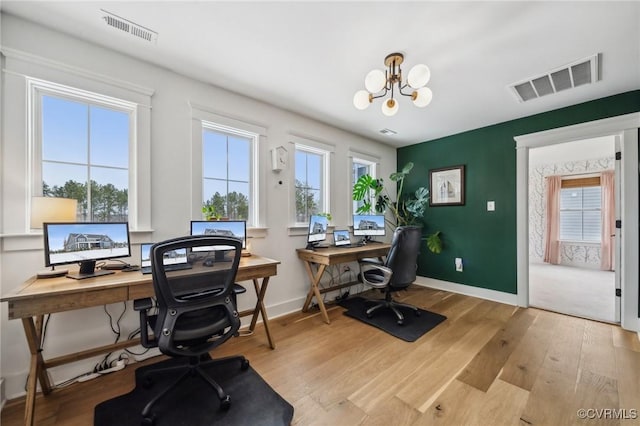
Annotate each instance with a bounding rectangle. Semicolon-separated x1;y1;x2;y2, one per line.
140;354;249;425
363;296;420;325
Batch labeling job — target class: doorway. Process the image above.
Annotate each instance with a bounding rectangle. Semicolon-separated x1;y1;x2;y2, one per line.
515;113;640;333
528;137;617;322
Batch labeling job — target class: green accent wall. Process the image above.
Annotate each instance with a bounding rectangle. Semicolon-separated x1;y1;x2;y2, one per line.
398;90;640;294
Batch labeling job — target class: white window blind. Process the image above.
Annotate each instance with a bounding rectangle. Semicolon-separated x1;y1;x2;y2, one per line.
559;186;601;242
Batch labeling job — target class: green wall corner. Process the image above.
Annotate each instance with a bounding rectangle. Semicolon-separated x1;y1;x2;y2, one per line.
398;90;640;294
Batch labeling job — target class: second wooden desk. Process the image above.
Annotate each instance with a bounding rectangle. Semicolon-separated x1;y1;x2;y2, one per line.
296;244;390;324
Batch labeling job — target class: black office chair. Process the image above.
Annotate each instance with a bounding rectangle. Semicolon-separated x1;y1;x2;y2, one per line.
358;226;422;325
134;235;248;425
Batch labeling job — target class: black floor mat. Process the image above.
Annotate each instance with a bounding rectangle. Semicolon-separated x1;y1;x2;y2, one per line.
339;296;447;342
94;356;293;426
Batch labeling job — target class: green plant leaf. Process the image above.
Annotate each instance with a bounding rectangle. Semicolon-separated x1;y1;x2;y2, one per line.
426;231;442;254
352;174;375;200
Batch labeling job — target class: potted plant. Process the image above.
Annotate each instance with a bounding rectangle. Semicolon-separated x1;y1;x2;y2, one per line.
352;162;442;253
201;203;227;221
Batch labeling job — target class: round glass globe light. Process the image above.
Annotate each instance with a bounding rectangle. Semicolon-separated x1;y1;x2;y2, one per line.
381;98;398;116
407;64;431;88
365;69;386;93
353;90;371;110
412;87;433;107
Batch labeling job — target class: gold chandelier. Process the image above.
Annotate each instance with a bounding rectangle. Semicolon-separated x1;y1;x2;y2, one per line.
353;52;433;116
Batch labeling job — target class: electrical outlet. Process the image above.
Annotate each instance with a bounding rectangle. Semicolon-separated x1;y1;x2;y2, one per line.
455;258;463;272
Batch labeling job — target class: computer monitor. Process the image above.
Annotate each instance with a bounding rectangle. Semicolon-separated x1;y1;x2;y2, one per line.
306;214;328;249
43;222;131;279
190;220;246;261
352;214;386;243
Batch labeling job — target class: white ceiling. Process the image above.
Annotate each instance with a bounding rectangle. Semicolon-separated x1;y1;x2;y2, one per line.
2;1;639;148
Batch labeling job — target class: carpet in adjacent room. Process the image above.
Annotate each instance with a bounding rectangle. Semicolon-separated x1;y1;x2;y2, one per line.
339;296;447;342
94;357;293;426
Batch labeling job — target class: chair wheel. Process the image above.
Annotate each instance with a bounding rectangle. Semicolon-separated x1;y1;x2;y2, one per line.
220;395;231;411
141;414;155;425
241;359;250;371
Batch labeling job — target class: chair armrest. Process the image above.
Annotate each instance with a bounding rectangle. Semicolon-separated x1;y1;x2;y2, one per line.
134;298;156;349
359;262;393;289
134;297;153;311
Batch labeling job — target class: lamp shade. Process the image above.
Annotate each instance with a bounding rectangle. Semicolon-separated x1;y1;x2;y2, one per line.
31;197;78;228
412;87;433;107
353;90;372;110
364;69;386;93
381;98;398;116
407;64;431;88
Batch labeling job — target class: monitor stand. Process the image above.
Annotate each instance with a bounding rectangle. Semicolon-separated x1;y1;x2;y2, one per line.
358;236;379;245
67;260;115;280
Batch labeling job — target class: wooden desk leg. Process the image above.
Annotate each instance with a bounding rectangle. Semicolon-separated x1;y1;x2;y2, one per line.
21;316;53;426
301;262;330;324
248;277;276;349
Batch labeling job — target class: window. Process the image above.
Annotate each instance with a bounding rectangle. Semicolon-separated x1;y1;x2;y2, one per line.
294;141;330;224
34;84;136;223
191;107;263;228
202;123;256;222
352;157;377;214
559;180;601;242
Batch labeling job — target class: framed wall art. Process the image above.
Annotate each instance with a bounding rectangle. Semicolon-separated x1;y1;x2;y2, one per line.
429;165;465;206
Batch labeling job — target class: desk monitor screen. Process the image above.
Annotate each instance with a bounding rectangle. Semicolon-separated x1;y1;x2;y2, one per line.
306;214;328;248
190;220;246;260
140;243;190;274
353;214;386;237
43;222;131;279
333;230;351;246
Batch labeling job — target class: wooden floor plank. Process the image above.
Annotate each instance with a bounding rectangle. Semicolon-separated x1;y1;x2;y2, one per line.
614;346;640;420
457;308;536;392
499;309;556;391
2;288;636;426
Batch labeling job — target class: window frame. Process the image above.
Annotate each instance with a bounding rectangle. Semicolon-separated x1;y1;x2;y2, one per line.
190;105;265;229
292;136;332;227
32;82;136;223
25;76;151;233
351;155;378;218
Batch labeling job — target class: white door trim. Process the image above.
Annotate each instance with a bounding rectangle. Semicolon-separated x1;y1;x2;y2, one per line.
515;112;640;332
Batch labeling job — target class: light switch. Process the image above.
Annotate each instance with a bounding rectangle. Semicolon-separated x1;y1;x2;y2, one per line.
455;258;463;272
487;201;495;211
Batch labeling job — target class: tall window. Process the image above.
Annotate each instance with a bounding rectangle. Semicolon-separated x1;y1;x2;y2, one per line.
38;91;133;222
352;157;376;214
559;178;601;242
295;143;330;223
202;123;256;222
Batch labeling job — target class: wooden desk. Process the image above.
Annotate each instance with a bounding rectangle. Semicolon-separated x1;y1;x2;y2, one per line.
1;255;279;426
296;244;390;324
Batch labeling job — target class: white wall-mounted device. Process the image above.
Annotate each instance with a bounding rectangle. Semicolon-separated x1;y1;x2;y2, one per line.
271;146;288;172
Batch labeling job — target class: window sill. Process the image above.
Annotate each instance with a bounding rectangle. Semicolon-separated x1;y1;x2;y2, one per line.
559;240;601;245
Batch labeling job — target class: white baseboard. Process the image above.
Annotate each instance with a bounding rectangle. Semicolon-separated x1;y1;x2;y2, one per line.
413;276;519;306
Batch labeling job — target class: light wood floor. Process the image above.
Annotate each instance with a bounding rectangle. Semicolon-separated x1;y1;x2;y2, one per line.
3;286;640;425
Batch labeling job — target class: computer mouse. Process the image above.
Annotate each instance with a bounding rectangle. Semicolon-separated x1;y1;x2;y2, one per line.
203;258;215;267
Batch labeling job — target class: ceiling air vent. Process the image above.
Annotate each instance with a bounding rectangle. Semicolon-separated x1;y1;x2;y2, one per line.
379;128;397;136
100;9;158;44
510;54;600;103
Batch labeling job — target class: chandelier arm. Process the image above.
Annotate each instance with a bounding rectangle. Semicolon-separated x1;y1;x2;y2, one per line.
370;91;389;100
398;83;414;97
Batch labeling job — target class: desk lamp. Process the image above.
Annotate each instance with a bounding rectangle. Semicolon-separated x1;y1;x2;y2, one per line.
31;196;78;278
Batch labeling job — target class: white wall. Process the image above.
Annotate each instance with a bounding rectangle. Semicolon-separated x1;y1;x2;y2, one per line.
0;14;396;399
